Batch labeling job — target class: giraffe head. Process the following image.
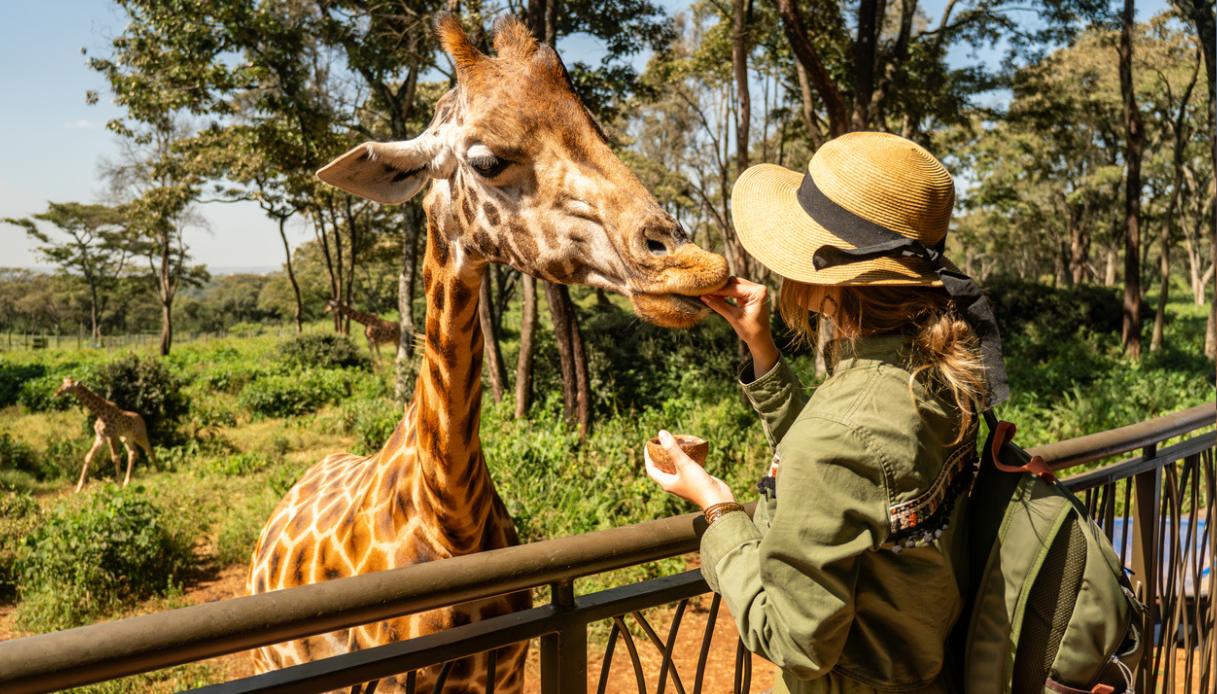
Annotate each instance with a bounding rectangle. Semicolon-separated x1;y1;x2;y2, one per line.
322;299;338;315
54;376;78;397
317;16;729;328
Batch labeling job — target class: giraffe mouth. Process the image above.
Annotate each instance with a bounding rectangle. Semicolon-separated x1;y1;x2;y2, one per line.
630;292;712;329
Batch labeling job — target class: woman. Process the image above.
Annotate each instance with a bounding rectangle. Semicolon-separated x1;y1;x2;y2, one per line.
645;132;1008;693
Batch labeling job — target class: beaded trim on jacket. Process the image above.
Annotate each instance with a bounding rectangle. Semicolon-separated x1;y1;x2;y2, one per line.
884;424;979;552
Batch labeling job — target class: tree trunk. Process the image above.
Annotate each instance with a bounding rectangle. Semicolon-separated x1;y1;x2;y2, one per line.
1152;56;1199;352
546;282;590;437
570;299;591;438
1207;224;1216;359
277;216;304;335
1069;219;1089;286
478;267;508;403
314;209;341;333
395;209;421;402
159;297;172;356
1118;0;1144;359
514;274;537;419
1105;248;1119;287
733;0;751;174
88;280;101;342
852;0;881;130
776;0;849;137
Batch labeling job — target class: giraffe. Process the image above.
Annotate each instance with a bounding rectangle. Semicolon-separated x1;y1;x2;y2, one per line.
54;377;155;493
324;299;403;371
247;15;729;693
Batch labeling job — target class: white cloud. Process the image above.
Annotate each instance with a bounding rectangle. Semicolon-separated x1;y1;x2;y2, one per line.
63;119;95;130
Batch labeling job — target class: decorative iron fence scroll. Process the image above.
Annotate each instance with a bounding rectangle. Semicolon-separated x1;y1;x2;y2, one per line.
0;403;1211;694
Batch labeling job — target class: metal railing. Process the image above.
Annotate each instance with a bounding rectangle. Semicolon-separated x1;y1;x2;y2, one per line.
0;402;1212;693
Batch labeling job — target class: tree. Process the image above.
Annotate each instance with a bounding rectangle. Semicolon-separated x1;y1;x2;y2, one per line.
4;203;129;342
1118;0;1146;359
1169;0;1216;358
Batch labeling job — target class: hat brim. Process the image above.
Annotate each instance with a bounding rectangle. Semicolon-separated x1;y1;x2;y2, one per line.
731;164;944;286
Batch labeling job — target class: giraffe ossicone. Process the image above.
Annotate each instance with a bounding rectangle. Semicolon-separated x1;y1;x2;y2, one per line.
249;14;729;693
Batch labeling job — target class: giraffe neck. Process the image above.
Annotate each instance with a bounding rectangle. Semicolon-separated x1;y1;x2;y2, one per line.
69;384;113;418
391;188;495;550
333;303;381;328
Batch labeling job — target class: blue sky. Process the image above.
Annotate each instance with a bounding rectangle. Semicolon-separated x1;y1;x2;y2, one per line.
1;0;1165;271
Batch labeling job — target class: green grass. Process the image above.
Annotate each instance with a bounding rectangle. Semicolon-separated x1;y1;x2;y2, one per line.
0;281;1210;674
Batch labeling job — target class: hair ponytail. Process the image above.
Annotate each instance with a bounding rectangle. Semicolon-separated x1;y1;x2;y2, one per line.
779;281;989;442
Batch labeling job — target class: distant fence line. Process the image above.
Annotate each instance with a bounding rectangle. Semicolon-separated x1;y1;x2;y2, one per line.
0;329;298;352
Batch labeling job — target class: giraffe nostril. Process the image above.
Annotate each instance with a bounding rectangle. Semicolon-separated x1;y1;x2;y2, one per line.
646;239;669;257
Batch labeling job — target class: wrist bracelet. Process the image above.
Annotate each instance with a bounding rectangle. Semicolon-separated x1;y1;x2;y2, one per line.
704;501;745;526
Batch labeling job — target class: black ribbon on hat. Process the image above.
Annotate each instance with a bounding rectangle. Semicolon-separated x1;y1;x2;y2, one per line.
797;174;1009;408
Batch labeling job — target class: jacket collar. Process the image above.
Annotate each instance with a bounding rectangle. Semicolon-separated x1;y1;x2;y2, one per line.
829;333;912;375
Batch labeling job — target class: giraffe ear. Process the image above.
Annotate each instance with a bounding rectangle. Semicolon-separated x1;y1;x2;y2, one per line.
317;137;453;205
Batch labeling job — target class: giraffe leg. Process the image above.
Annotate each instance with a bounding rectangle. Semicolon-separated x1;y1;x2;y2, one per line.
77;435;105;493
121;440;137;487
367;336;379;372
139;436;156;472
107;437;121;480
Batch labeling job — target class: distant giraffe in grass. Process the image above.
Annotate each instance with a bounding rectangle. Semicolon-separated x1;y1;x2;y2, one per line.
54;377;155;492
324;299;403;371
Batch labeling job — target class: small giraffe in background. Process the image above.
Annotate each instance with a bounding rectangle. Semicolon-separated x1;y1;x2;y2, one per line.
324;299;403;370
54;377;155;492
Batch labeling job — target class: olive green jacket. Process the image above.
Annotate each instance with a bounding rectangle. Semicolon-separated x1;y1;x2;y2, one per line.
699;335;978;693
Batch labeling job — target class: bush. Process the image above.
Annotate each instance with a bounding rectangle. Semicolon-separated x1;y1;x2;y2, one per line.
93;355;188;445
198;451;276;478
0;362;45;408
17;373;75;412
983;277;1151;363
0;432;39;477
341;398;400;455
238;369;352;418
277;333;367;370
15;485;194;631
0;492;40;600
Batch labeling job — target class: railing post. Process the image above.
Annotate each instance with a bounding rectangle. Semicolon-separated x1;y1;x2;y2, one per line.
539;578;586;694
1130;445;1161;693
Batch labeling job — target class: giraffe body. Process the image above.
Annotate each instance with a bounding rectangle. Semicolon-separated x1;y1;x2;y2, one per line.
324;300;402;371
55;378;155;492
249;16;729;693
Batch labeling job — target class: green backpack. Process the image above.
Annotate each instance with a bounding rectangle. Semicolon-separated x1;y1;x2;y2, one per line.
960;412;1145;694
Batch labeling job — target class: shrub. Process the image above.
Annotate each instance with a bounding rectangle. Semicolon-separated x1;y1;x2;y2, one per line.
341;398;400;455
93;355;188;445
17;373;75;412
0;433;39;477
15;485;194;631
238;369;352;418
198;451;276;478
277;333;367;370
983;277;1151;364
0;362;45;408
0;492;40;600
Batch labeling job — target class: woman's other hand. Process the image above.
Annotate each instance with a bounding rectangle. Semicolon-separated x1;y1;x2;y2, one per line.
645;430;735;510
700;276;780;376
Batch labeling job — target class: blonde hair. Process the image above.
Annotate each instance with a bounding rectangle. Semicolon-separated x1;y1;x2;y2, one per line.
779;280;988;442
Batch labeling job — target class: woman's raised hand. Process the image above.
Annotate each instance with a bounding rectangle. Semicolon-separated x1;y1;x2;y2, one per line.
701;277;780;376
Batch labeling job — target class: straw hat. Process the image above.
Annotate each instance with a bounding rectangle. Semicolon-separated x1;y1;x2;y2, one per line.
731;131;956;286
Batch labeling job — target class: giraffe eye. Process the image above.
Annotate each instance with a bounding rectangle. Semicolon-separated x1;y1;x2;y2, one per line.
469;154;509;178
